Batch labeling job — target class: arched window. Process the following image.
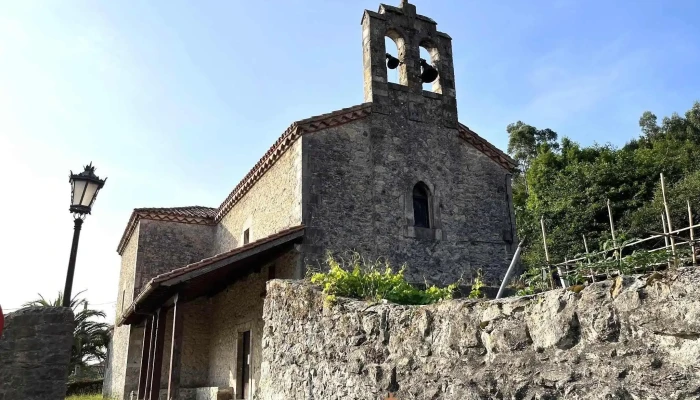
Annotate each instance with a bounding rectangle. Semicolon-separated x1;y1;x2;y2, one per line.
413;182;431;228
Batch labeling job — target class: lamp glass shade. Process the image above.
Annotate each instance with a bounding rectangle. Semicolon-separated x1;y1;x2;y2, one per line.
81;180;99;207
71;180;87;206
69;163;106;215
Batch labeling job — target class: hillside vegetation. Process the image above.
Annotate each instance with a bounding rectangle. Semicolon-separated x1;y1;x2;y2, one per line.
508;101;700;285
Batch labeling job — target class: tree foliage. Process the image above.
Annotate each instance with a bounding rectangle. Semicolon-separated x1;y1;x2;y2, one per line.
509;101;700;280
23;291;111;374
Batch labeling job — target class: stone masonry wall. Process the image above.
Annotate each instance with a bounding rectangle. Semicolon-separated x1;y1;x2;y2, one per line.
159;297;212;389
303;111;515;285
136;220;216;295
103;324;143;400
208;252;298;393
105;223;142;400
214;139;303;255
0;307;74;400
260;268;700;399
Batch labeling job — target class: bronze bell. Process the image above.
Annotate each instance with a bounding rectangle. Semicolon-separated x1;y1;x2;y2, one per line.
420;59;439;83
386;53;401;69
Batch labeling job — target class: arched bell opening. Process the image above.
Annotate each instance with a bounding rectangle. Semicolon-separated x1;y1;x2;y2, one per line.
419;40;442;93
385;30;408;86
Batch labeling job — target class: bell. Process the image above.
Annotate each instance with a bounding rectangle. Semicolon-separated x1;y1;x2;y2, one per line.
420;59;439;83
386;53;401;70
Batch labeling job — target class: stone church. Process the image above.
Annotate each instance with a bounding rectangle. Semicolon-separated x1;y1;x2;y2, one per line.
103;1;517;399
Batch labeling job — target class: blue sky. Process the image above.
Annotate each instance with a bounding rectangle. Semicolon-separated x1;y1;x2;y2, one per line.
1;0;699;321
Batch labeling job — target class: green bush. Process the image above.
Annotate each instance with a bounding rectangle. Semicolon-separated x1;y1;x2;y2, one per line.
309;252;459;305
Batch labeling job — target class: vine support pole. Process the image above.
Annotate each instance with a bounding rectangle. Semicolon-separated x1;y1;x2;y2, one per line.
662;213;671;269
540;216;554;289
689;200;697;266
660;173;677;262
540;216;566;288
497;239;526;299
607;199;621;275
583;234;595;282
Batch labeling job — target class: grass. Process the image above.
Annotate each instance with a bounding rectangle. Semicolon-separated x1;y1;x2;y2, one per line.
66;395;103;400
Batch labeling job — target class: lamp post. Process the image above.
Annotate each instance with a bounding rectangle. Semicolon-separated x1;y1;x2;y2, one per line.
62;163;106;308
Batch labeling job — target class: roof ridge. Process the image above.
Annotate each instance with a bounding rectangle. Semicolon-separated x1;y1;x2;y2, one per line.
213;103;372;221
457;123;517;171
116;206;217;255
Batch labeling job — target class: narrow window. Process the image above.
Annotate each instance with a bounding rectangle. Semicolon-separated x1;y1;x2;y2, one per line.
236;330;252;399
243;229;250;245
413;182;431;228
121;290;125;312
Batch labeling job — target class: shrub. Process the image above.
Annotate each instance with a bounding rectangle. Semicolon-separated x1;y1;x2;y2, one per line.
309;252;459;305
468;269;485;299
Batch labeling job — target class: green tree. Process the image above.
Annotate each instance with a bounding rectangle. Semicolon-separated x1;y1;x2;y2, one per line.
506;121;559;182
23;291;111;375
508;101;700;289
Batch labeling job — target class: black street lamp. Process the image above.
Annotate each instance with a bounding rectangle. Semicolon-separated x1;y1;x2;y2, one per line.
62;163;106;307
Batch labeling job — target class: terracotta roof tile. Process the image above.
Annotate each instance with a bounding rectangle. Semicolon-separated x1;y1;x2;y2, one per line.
134;206;216;219
117;225;305;326
116;103;515;254
458;124;517;171
150;224;304;285
116;206;216;255
214;103;373;221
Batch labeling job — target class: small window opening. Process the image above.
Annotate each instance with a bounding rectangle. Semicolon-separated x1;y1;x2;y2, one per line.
413;182;431;228
121;290;125;312
236;330;252;399
243;229;250;245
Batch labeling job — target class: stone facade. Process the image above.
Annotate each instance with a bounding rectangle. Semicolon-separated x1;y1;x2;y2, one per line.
260;268;700;399
136;220;216;295
106;1;517;399
0;307;74;400
214;139;303;255
302;112;515;285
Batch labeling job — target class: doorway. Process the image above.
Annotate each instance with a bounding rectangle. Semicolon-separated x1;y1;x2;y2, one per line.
236;330;252;399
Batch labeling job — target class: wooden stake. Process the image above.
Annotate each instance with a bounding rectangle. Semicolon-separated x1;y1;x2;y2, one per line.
689;200;697;266
540;216;566;288
607;199;621;275
660;173;677;260
606;199;617;246
662;213;671;269
583;234;595;282
540;216;555;289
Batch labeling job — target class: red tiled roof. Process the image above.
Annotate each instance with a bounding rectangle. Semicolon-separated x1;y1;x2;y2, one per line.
116;206;216;255
116;103;515;254
117;225;305;326
458;124;517;172
150;225;303;285
213;103;373;221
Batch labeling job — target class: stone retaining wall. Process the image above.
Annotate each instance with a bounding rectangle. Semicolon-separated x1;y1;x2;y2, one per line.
0;306;74;400
260;268;700;399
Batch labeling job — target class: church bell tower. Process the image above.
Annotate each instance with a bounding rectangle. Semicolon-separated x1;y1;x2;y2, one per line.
361;0;458;127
